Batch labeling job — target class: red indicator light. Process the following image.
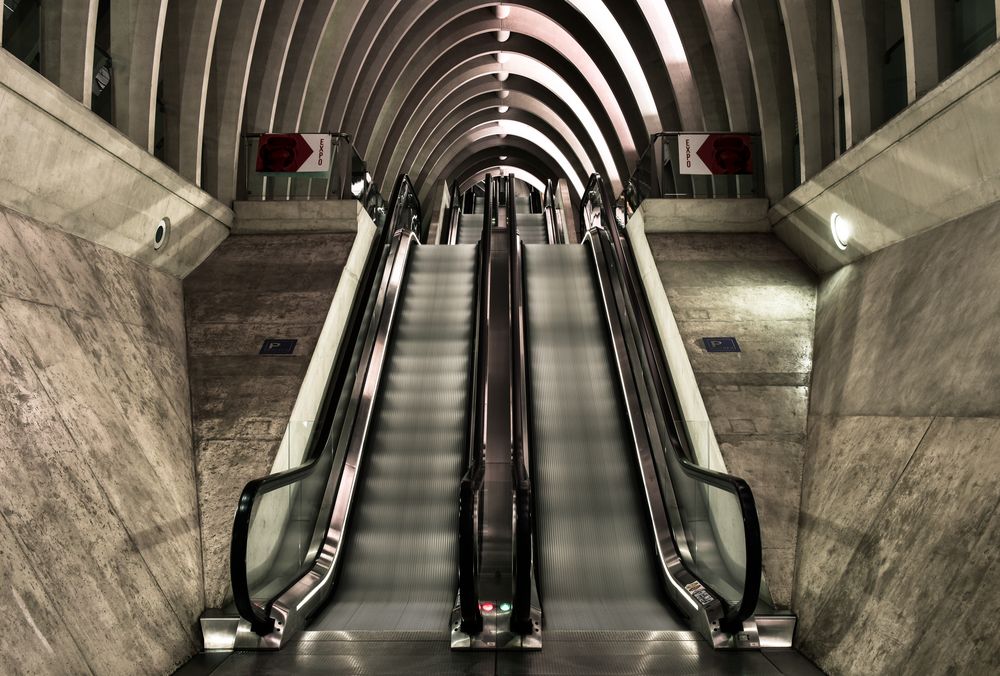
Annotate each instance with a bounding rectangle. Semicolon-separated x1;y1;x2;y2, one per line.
480;602;495;613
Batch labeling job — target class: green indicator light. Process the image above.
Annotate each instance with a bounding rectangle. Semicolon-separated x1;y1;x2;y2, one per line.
499;602;512;612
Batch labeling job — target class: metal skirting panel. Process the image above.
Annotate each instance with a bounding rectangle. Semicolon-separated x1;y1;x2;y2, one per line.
309;245;478;632
496;634;788;675
523;245;685;631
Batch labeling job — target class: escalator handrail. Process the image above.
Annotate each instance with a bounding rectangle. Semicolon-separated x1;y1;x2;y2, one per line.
542;179;558;245
457;173;493;634
447;181;462;245
508;174;534;634
581;173;762;629
230;174;421;636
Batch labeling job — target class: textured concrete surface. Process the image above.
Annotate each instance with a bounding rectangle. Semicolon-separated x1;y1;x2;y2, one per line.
795;201;1000;675
0;206;201;674
772;41;1000;273
232;199;365;234
0;51;232;278
641;227;817;609
185;231;358;608
638;199;771;233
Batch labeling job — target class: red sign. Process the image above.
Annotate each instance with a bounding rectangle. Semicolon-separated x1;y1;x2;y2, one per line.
255;133;332;176
678;134;754;175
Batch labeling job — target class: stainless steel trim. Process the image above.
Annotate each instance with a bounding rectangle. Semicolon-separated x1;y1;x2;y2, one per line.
253;229;420;648
582;226;727;644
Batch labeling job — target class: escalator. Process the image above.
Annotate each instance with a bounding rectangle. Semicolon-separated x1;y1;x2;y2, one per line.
523;244;685;630
310;244;477;630
507;173;777;652
226;175;488;647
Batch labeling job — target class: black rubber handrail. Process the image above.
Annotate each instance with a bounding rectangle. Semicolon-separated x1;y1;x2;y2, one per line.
457;174;493;634
445;181;460;244
508;174;535;634
230;174;420;636
581;173;762;631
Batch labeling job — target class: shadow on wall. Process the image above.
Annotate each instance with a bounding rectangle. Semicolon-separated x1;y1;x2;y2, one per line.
794;199;1000;675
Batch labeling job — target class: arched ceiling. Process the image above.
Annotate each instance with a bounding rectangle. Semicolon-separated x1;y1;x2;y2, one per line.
23;0;991;210
45;0;963;207
189;0;749;204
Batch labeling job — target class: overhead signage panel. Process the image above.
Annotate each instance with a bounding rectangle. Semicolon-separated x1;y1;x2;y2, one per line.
256;133;333;177
678;134;754;175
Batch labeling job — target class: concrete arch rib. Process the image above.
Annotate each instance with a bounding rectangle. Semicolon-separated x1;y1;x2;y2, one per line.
160;0;222;185
460;169;547;194
449;147;572;197
365;47;627;192
832;0;883;146
352;26;643;178
408;98;596;190
420;135;577;206
109;0;169;151
735;0;797;201
243;0;303;132
270;0;336;131
379;68;627;192
413;109;591;193
327;1;654;157
392;78;612;186
778;1;835;181
296;0;370;132
40;0;98;106
202;0;265;205
699;0;759;132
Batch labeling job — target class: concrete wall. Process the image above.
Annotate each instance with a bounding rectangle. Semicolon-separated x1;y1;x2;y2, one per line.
639;198;770;234
631;204;817;609
0;206;202;674
772;41;1000;274
231;200;364;235
793;200;1000;675
185;228;364;607
0;50;231;277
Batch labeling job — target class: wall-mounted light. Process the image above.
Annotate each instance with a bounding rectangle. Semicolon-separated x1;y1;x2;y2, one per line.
496;71;509;82
495;2;510;19
153;217;170;250
498;104;509;113
830;212;851;250
497;28;510;42
496;51;510;64
500;155;508;161
498;89;510;99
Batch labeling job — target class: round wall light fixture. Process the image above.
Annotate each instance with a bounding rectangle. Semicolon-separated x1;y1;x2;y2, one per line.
830;212;851;250
498;104;509;113
497;29;510;42
153;217;171;250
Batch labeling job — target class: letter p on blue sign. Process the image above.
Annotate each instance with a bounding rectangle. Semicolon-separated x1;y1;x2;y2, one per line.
702;337;740;353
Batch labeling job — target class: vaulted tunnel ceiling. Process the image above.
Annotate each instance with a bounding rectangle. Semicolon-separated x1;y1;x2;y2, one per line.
182;0;764;206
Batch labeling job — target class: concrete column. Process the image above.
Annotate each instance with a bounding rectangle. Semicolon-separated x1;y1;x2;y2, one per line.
735;0;797;201
832;0;883;146
700;0;760;132
40;0;99;106
109;0;169;152
160;0;223;185
662;0;728;128
298;0;367;132
272;0;337;132
202;0;266;205
901;0;952;102
243;1;302;133
779;0;836;180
